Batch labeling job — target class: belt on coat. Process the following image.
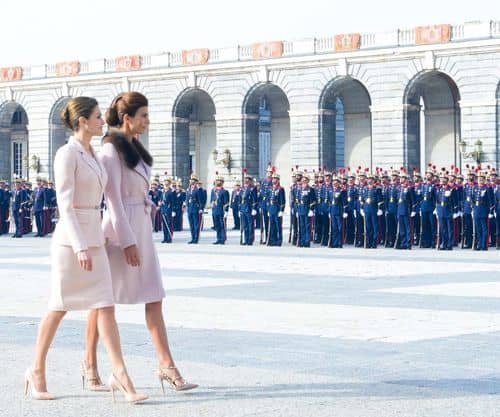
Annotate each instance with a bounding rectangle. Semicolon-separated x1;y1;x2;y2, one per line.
73;205;100;210
123;196;155;214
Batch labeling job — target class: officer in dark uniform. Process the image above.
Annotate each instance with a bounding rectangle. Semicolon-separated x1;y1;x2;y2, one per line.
359;173;382;249
239;171;257;245
435;172;456;250
491;170;500;249
327;174;347;248
344;173;358;245
314;172;328;245
149;182;162;232
210;174;230;244
44;180;57;234
296;175;316;247
472;171;494;250
289;170;302;245
0;180;11;234
230;181;241;230
173;180;185;231
266;172;286;246
419;168;437;248
186;174;203;244
412;171;423;246
12;179;28;238
198;181;208;231
385;170;399;247
488;170;498;248
160;177;175;243
395;172;415;249
33;177;47;237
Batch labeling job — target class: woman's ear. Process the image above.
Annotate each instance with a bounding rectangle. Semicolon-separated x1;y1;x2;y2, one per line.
78;116;88;130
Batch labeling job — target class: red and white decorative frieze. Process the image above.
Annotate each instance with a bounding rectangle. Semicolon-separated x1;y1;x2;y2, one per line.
415;24;451;45
56;61;80;77
182;49;210;65
334;33;361;51
115;55;141;72
252;42;284;59
0;67;23;81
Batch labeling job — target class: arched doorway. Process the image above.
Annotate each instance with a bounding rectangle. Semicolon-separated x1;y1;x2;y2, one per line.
404;71;461;171
49;97;71;179
242;83;290;187
172;88;216;186
0;102;29;183
319;77;372;170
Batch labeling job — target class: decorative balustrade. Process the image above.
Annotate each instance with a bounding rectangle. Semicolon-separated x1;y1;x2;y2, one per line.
1;20;499;83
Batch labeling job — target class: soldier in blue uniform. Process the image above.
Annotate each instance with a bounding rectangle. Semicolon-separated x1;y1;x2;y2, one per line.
210;174;230;244
255;181;265;242
0;181;11;234
314;171;328;245
472;171;494;250
394;172;416;249
344;173;357;245
160;177;175;243
327;175;347;248
239;171;257;245
435;173;457;250
488;170;498;248
198;181;208;231
491;170;500;249
33;177;47;237
266;172;286;246
384;170;399;247
289;170;302;245
43;180;57;234
359;173;382;248
461;169;475;248
260;166;273;242
186;174;203;244
12;179;28;238
296;175;316;247
419;168;437;248
173;180;185;231
230;181;241;230
149;182;162;232
412;171;423;246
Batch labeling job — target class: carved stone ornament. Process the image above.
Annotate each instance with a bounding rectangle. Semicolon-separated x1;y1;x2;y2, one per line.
182;49;209;65
56;61;80;77
334;34;361;51
0;67;23;81
252;42;284;59
115;55;141;72
415;24;451;45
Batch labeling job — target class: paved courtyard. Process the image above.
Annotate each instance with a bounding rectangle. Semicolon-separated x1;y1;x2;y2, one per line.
1;229;500;417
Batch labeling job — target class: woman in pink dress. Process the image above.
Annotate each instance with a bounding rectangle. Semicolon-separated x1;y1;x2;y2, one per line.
26;97;147;404
84;92;197;393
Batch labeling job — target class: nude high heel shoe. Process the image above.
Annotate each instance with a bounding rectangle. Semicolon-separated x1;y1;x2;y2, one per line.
158;366;198;393
107;373;148;404
80;360;109;391
24;368;55;400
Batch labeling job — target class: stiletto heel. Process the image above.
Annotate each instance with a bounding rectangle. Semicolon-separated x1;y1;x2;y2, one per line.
24;368;55;400
107;373;148;404
110;385;116;403
81;360;109;391
157;366;198;393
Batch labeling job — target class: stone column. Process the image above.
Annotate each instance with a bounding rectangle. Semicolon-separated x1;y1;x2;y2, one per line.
289;110;321;172
215;112;244;187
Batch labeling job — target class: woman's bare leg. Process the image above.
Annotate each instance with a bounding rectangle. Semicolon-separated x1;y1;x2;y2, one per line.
85;309;99;368
96;306;135;392
145;301;175;368
31;310;67;391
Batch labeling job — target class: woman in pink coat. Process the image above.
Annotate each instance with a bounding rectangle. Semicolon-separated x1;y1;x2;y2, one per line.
26;97;146;404
85;92;197;392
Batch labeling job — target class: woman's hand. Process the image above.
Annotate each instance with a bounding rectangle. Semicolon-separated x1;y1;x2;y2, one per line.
124;245;141;267
77;250;93;272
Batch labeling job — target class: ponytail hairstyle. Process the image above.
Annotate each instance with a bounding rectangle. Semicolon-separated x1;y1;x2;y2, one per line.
104;92;152;167
61;97;98;131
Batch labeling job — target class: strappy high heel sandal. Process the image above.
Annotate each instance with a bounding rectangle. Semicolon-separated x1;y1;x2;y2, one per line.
80;360;109;391
158;366;198;393
108;373;148;404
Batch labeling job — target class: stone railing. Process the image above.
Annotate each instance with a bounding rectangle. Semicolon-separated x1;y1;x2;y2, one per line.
1;20;499;82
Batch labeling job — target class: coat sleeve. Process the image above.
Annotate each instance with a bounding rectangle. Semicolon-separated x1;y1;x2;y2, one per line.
99;143;137;249
54;146;88;254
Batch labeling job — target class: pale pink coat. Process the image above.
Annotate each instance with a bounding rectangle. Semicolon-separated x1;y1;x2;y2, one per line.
99;142;165;304
49;137;114;311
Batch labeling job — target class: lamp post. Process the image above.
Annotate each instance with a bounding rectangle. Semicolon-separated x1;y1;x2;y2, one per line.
458;139;482;166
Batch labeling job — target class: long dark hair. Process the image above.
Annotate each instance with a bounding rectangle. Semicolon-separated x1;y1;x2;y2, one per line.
104;92;153;167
